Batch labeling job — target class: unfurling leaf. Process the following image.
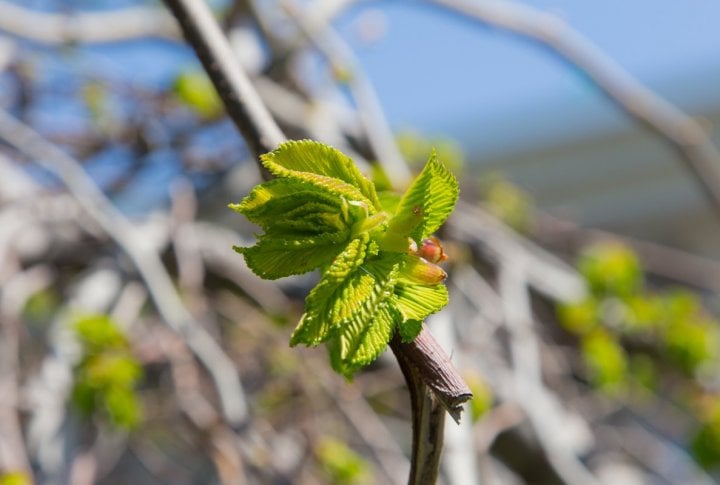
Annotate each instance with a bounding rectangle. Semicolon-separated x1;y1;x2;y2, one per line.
386;150;459;245
231;140;458;376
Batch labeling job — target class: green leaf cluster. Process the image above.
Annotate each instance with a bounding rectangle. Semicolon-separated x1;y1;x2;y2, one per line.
559;243;720;392
72;314;143;429
480;173;534;233
315;436;373;484
557;242;720;468
231;140;458;376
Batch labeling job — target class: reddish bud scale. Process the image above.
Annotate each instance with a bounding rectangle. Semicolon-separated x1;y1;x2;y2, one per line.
416;236;447;264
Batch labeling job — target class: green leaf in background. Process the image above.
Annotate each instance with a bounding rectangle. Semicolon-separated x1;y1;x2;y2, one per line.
71;313;143;430
578;242;642;298
396;130;466;172
315;436;374;484
481;173;534;233
581;329;628;393
75;314;128;352
173;69;222;118
692;400;720;469
463;371;494;421
0;472;31;485
557;297;599;335
232;141;457;376
664;319;719;375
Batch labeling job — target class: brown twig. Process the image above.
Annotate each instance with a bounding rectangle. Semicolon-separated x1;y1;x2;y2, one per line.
391;335;447;485
162;0;284;163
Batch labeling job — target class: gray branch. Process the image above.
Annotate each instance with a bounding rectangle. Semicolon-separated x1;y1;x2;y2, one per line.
0;108;248;427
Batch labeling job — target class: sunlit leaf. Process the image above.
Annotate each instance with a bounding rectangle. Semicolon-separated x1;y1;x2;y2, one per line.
331;299;398;378
387;151;459;244
394;258;449;323
234;229;351;279
261;140;380;210
232;142;459;375
290;235;374;346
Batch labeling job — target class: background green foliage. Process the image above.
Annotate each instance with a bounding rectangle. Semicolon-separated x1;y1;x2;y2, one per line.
71;314;143;430
557;242;720;467
315;436;374;484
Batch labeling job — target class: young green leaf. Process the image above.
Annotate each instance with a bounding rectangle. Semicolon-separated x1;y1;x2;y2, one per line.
234;230;350;280
387;150;459;244
394;278;449;322
290;235;373;346
330;300;399;377
231;141;458;376
398;319;423;343
261;140;381;211
328;258;401;375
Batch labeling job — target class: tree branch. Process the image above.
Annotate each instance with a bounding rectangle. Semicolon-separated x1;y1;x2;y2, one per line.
391;335;447;485
283;0;412;187
162;0;284;162
163;5;473;480
0;2;179;44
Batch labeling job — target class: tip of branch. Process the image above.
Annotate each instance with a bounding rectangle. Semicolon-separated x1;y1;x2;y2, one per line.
390;330;473;423
439;392;473;424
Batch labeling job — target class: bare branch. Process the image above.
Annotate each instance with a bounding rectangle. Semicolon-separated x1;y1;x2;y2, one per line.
162;0;284;161
0;108;248;427
532;210;720;293
0;266;51;480
449;201;586;303
0;2;179;44
391;335;447;485
498;260;600;485
284;0;412;187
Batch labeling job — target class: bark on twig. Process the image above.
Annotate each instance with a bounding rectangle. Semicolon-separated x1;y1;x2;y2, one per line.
391;335;447;485
162;0;284;163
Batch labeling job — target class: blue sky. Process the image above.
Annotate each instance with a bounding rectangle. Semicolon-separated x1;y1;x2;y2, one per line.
336;0;720;157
